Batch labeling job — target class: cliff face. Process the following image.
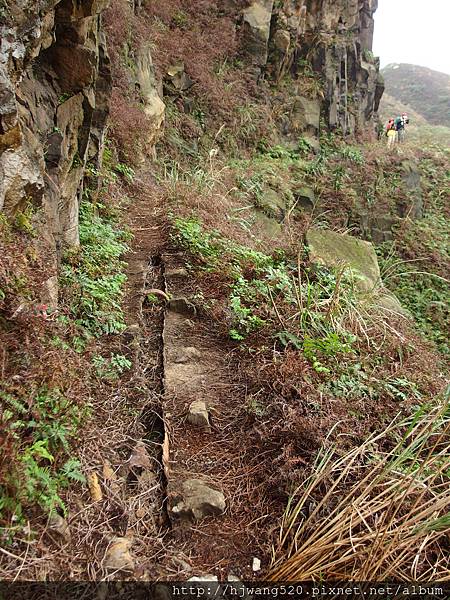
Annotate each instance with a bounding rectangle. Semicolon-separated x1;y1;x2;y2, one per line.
244;0;384;134
0;0;111;304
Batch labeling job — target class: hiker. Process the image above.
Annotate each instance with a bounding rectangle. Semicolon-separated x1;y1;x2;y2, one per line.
395;113;409;143
386;118;397;149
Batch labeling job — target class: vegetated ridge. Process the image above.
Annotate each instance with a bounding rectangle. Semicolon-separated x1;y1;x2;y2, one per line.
0;0;449;585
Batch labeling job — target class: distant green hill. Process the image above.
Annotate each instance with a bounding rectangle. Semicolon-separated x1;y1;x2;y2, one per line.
381;63;450;127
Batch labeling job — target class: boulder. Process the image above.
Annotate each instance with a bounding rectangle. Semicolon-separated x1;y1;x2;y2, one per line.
253;210;283;238
257;188;288;221
104;537;135;572
48;513;71;543
135;45;165;149
291;97;321;137
0;147;44;213
306;227;380;291
166;62;194;92
355;209;397;244
170;478;226;521
377;291;408;317
306;227;408;316
293;186;315;211
188;400;210;428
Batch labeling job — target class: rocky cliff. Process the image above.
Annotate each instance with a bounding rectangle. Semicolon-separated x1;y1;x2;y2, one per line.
244;0;384;134
0;0;383;296
0;0;111;305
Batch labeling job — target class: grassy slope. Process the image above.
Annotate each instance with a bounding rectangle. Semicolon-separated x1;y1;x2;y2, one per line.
139;2;449;578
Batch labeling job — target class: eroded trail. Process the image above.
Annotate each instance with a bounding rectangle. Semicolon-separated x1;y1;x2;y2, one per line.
161;252;273;578
117;179;169;577
119;179;279;579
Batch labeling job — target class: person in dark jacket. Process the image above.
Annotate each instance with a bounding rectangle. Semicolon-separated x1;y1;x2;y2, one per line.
395;113;409;143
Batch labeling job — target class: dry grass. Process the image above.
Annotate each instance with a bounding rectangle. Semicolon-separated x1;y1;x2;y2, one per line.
269;394;450;581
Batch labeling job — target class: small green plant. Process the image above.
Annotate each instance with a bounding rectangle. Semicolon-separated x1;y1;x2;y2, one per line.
302;332;355;374
114;162;135;182
172;216;223;268
362;49;375;62
229;291;265;340
332;165;347;191
14;203;35;236
71;151;83;170
339;145;364;165
58;92;73;104
92;353;132;381
383;377;422;402
0;387;89;522
246;394;267;417
172;9;188;28
303;152;328;176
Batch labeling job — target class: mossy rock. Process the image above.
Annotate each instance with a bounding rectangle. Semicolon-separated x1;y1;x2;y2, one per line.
253;209;282;237
306;227;409;317
256;188;288;221
306;227;381;291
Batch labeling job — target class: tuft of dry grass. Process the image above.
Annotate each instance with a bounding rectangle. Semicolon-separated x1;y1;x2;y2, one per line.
269;393;450;581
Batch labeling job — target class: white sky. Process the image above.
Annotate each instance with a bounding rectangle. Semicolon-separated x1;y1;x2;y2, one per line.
373;0;450;74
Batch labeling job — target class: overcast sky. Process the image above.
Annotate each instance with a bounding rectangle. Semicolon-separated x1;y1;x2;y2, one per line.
373;0;450;74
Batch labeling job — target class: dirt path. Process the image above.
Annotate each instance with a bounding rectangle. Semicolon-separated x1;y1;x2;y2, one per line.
118;175;279;579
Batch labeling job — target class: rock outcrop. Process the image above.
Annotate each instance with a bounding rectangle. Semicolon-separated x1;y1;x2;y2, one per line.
243;0;384;134
306;227;407;315
1;0;384;308
307;227;381;292
242;0;274;70
0;0;111;301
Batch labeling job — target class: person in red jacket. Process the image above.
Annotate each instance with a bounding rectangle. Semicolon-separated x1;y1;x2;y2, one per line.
386;118;397;149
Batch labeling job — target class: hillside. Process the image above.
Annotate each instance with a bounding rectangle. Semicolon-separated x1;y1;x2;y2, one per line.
1;0;449;588
381;63;450;127
380;92;450;146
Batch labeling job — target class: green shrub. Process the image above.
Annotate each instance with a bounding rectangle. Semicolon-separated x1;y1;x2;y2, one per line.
0;387;88;523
